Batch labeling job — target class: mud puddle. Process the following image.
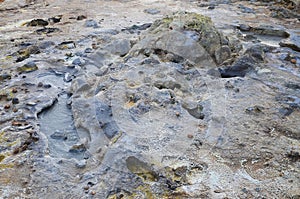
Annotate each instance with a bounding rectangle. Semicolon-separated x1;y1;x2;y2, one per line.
38;93;86;159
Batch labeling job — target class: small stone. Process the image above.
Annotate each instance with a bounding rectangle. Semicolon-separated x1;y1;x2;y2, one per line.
35;28;60;35
50;131;67;140
77;15;87;20
13;108;18;112
90;191;96;195
12;88;18;93
26;19;49;27
57;41;76;50
37;82;43;87
83;186;89;190
239;24;251;31
12;98;19;104
4;104;10;109
43;84;52;88
48;15;62;24
175;112;180;117
17;62;38;73
0;73;11;81
72;58;84;66
85;20;99;28
76;160;87;168
84;48;93;53
39;41;55;49
187;134;194;139
70;143;86;153
291;59;297;64
144;8;160;15
12;121;23;126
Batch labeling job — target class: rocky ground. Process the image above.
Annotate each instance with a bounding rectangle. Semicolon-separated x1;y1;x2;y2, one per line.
0;0;299;198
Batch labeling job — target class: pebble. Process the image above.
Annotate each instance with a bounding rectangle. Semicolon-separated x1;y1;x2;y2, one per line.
90;191;96;195
43;84;52;88
12;88;18;93
4;104;10;109
76;160;87;169
12;98;19;104
37;82;43;87
239;24;251;31
291;59;296;64
26;19;49;27
84;48;93;53
187;134;194;139
85;20;99;28
72;58;85;66
77;15;87;20
144;8;160;15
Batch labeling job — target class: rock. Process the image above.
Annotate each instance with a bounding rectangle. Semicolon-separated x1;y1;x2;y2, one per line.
280;34;300;52
238;4;255;14
16;45;40;62
50;130;67;140
104;39;131;56
95;101;120;139
182;103;205;119
290;59;297;64
4;104;10;109
37;82;43;87
77;15;87;20
72;58;85;66
57;41;76;49
17;61;38;73
26;19;48;27
84;48;93;53
11;88;17;93
43;84;52;88
238;24;251;31
39;41;55;49
85;20;99;28
75;160;87;168
121;23;152;34
12;98;19;104
126;156;159;181
219;45;265;78
69;143;86;153
215;45;231;64
35;28;60;35
48;15;62;24
249;24;289;37
0;73;11;81
144;8;160;15
129;12;233;67
257;68;271;74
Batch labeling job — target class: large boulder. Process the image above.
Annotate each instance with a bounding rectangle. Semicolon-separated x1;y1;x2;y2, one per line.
129;12;232;68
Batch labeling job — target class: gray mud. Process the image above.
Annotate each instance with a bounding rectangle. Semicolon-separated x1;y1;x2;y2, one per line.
0;0;299;198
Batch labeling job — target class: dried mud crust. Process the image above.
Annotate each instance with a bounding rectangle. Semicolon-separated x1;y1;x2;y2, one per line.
0;0;299;198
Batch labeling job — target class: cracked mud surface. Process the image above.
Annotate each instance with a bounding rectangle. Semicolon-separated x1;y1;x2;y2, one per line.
0;0;299;198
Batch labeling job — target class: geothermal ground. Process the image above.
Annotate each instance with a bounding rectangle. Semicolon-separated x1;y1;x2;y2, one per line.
0;0;299;198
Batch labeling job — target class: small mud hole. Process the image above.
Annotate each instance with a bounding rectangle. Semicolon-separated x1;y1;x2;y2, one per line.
38;93;85;159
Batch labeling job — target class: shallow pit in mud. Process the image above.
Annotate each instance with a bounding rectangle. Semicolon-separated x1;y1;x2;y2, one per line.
38;93;86;160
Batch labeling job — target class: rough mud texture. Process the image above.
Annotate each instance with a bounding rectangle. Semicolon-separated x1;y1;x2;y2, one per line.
0;0;299;198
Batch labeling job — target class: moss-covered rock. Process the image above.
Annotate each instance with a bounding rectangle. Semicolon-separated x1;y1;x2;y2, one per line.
130;12;233;67
17;61;38;73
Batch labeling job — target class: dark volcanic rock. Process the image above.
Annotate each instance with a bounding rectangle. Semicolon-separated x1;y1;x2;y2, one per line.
17;61;38;73
129;12;234;68
219;45;265;78
26;19;49;27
